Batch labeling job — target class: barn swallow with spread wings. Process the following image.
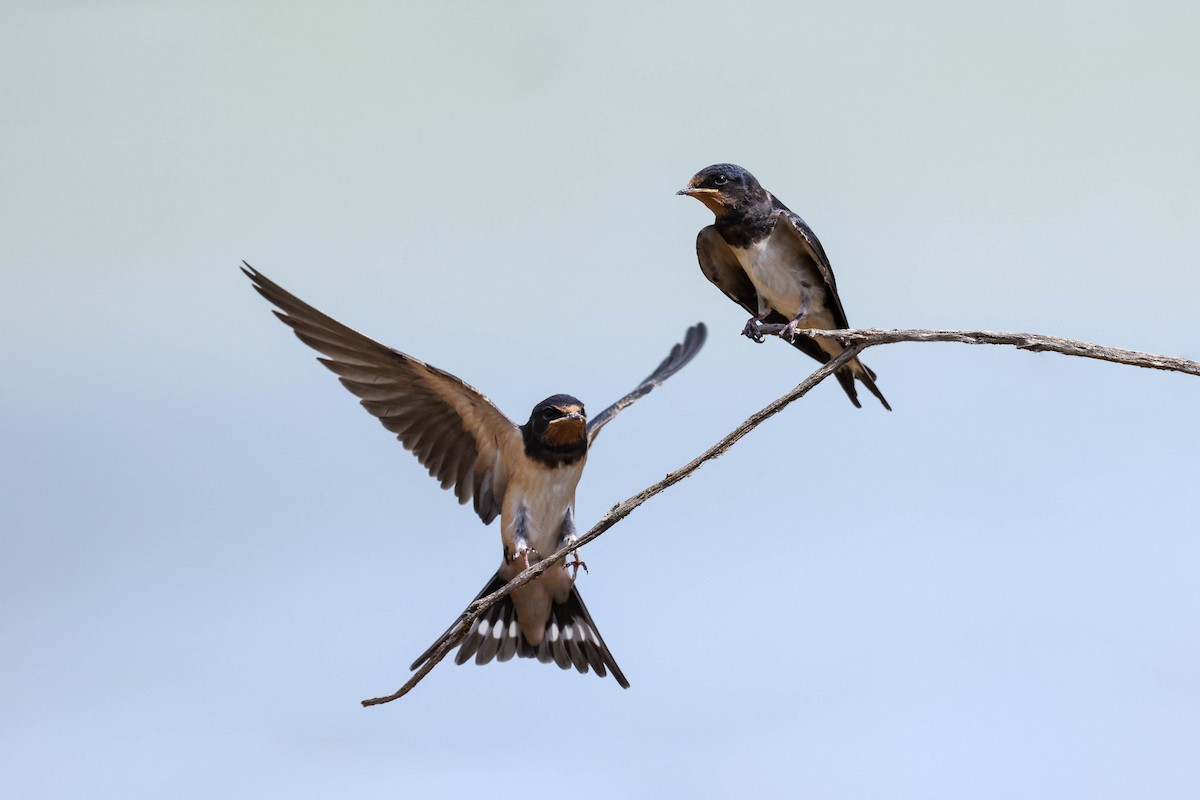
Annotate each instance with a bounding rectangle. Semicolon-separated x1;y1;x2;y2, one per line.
244;264;706;688
679;164;890;410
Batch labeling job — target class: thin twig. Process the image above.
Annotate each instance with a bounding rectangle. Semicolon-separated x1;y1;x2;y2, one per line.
362;327;1198;706
756;326;1200;376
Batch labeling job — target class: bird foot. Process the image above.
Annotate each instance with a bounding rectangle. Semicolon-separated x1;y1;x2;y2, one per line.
742;318;766;343
566;551;588;579
781;319;801;342
513;545;540;569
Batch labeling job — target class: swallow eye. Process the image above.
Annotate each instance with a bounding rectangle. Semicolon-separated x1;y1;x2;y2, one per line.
713;174;728;186
541;407;558;421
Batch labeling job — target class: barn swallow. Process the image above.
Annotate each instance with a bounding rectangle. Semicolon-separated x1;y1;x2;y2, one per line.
678;164;890;410
243;264;706;688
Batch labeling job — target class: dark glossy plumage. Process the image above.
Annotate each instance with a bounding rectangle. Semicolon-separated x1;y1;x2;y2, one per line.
680;164;890;410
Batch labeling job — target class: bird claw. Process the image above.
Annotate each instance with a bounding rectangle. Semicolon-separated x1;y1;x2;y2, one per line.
742;318;766;343
566;551;588;579
513;545;539;569
781;320;800;342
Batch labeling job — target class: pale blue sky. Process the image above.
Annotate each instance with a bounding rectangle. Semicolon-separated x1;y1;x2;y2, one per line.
3;2;1198;797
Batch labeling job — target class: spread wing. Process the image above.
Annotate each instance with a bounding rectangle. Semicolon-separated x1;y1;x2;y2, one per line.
771;203;851;330
585;322;707;445
243;263;519;524
695;225;837;367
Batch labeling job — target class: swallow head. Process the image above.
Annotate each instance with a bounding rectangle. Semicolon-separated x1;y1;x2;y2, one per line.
677;163;765;217
523;394;588;467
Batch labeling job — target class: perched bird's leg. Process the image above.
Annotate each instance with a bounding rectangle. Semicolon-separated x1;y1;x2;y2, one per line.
566;549;588;579
780;292;813;342
511;502;538;568
743;295;772;343
512;541;539;569
558;512;588;579
742;316;767;343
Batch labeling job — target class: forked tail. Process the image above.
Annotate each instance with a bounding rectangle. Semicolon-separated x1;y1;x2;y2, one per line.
410;571;629;688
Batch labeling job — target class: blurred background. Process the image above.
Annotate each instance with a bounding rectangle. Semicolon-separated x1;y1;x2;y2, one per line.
3;1;1198;797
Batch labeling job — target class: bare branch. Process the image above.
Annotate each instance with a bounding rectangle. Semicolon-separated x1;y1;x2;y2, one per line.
756;326;1200;376
362;327;1197;706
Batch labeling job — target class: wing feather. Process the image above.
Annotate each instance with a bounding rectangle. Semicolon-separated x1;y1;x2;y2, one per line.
585;322;707;445
695;225;760;316
771;205;851;330
244;263;520;524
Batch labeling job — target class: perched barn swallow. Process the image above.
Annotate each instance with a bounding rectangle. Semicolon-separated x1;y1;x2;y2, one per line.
244;264;706;688
679;164;890;410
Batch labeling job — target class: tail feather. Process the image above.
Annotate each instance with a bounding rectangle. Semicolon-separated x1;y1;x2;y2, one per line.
411;571;629;688
568;636;589;673
413;572;505;669
782;332;890;410
471;600;506;665
495;615;520;663
855;362;891;411
452;624;482;665
535;634;556;664
545;620;573;670
832;369;862;408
